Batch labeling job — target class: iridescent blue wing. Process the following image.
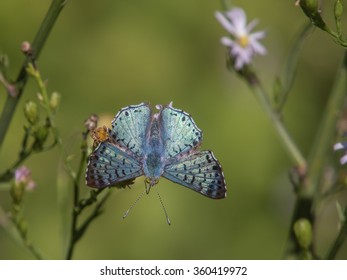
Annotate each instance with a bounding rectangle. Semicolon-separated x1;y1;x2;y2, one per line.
110;103;151;158
86;141;143;188
159;104;202;159
162;150;226;199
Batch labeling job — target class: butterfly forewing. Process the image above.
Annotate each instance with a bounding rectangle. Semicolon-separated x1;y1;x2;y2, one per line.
162;150;226;199
110;103;151;158
86;141;143;188
160;105;202;159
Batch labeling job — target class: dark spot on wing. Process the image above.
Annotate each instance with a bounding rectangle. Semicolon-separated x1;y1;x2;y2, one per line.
191;176;195;184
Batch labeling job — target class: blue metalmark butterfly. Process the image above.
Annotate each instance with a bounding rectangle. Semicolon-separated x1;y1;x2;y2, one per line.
86;102;227;222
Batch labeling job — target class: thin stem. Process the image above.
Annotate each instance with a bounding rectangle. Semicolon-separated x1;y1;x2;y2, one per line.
0;64;61;183
0;0;67;150
327;208;347;259
304;51;347;199
0;205;43;259
26;63;60;144
248;76;306;169
65;129;109;259
77;188;105;214
220;0;230;10
13;222;43;260
285;51;347;258
0;127;33;182
65;136;88;260
1;221;43;259
73;191;111;244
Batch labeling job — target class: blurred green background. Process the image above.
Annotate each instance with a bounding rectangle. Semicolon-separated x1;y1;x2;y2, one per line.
1;0;347;259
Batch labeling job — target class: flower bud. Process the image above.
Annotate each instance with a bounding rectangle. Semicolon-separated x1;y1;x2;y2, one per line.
300;0;318;17
21;41;32;55
293;218;312;249
335;0;343;19
24;101;39;125
335;0;343;35
84;114;99;131
33;125;49;150
11;179;25;205
299;0;326;30
11;166;37;204
49;91;61;112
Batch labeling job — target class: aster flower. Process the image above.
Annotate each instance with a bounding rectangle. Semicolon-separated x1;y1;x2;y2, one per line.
334;141;347;165
215;7;266;70
15;166;37;191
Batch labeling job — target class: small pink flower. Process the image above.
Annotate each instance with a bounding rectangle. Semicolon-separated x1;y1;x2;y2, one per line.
215;7;266;70
15;166;37;191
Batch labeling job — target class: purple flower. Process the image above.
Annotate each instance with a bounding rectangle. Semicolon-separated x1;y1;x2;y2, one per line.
215;7;266;70
15;166;37;191
334;142;347;165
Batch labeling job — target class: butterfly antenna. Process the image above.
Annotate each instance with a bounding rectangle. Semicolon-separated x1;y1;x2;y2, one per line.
123;189;146;220
155;186;171;226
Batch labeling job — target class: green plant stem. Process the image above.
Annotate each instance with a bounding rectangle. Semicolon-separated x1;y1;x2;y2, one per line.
65;138;87;260
73;190;110;244
285;51;347;258
12;220;43;260
26;63;60;144
0;63;61;183
304;51;347;199
0;205;42;259
0;150;31;182
65;129;109;260
1;221;43;260
0;0;67;151
327;211;347;259
77;188;105;215
220;0;230;10
248;77;306;169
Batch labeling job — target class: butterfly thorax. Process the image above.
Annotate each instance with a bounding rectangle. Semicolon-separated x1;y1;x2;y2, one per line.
143;117;165;188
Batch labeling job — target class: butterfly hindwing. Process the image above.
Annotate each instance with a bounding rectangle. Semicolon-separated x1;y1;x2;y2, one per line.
86;141;143;188
159;104;202;159
162;150;226;199
110;103;151;158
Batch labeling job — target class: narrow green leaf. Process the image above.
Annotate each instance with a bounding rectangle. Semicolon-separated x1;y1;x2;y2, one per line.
277;23;313;111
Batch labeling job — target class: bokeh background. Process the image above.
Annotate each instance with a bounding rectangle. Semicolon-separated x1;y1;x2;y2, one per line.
1;0;347;259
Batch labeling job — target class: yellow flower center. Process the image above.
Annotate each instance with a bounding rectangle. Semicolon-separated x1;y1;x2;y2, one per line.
238;35;249;48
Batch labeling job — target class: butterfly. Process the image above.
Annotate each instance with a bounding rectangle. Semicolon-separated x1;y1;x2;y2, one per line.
85;102;227;222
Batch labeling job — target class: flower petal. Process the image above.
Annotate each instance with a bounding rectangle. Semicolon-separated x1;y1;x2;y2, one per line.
334;142;347;150
340;154;347;165
227;8;248;36
249;38;267;55
246;19;259;33
250;30;266;40
227;8;247;29
221;37;235;47
215;11;236;35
